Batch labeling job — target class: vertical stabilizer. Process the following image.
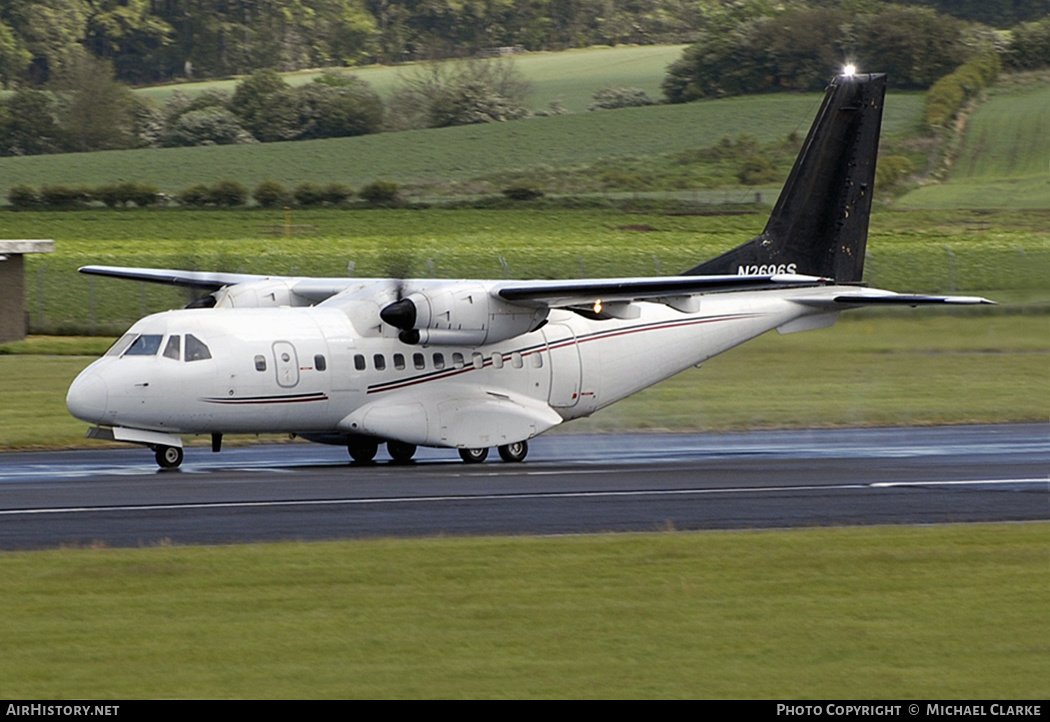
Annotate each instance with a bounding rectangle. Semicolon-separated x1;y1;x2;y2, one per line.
686;73;887;283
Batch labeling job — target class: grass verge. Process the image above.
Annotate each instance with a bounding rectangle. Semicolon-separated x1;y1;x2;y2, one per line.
0;524;1046;698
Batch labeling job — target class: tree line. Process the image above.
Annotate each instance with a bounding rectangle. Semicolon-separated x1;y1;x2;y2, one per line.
1;2;1046;158
663;6;1050;101
0;0;1046;87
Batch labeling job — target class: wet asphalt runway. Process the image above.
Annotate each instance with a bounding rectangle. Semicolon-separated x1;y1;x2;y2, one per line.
0;424;1045;549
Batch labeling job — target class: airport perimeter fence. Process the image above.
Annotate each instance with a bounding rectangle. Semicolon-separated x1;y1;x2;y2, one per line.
23;242;1048;337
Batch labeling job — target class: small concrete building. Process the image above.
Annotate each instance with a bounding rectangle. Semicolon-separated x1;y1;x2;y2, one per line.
0;240;54;343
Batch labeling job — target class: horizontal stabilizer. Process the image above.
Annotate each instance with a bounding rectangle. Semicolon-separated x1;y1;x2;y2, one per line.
833;294;995;306
792;290;996;309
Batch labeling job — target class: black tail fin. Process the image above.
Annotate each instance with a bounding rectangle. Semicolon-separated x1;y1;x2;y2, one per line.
685;73;887;283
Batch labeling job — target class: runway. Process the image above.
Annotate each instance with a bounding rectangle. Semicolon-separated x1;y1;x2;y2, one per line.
0;424;1046;550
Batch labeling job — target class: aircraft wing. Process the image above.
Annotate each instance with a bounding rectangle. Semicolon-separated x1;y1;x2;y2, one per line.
79;265;273;290
77;265;360;303
495;273;827;308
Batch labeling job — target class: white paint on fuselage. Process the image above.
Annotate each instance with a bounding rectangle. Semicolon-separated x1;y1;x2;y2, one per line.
67;283;839;447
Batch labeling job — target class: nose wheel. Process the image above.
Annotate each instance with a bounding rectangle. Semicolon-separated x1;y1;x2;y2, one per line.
154;445;184;469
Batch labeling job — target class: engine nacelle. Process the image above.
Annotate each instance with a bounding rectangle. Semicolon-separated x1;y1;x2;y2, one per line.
380;284;547;346
212;280;312;309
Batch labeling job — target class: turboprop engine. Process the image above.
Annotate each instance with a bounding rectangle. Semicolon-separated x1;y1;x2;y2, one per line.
210;279;313;309
380;283;548;346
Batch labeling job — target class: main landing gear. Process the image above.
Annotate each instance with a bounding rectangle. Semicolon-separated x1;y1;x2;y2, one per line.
154;445;184;469
347;437;530;464
458;441;528;464
387;440;417;464
347;437;379;463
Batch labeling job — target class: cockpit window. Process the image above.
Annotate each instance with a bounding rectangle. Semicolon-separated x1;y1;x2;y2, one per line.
185;334;212;361
124;334;164;356
163;335;181;360
105;334;137;357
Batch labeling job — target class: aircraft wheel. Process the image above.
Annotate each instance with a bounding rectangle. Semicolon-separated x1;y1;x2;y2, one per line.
155;445;184;469
498;441;528;463
458;447;489;464
347;438;378;463
387;441;417;464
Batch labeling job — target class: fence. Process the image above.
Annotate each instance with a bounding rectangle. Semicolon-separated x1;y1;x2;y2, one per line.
24;242;1047;337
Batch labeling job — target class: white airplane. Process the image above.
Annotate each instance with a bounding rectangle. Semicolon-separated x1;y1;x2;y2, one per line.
66;72;991;468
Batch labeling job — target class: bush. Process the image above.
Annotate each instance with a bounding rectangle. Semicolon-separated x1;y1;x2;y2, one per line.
387;59;530;130
40;185;90;209
923;49;1000;130
1004;17;1050;70
737;155;778;186
359;179;401;206
253;180;289;208
502;185;545;201
93;183;125;208
176;184;212;207
207;179;249;207
294;77;384;139
321;182;354;205
129;183;163;207
589;87;655;110
162;107;254;147
875;155;916;192
7;184;39;209
232;70;297;141
293;181;326;207
91;182;160;208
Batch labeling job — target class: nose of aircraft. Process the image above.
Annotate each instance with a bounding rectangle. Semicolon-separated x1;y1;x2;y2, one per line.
66;370;108;423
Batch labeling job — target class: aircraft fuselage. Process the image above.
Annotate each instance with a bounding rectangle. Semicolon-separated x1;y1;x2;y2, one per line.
66;282;834;448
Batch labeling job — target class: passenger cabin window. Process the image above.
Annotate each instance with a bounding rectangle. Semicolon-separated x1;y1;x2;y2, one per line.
185;334;212;361
354;354;366;371
393;353;405;370
511;352;523;369
472;352;484;370
106;334;136;357
163;335;181;360
413;353;425;370
452;352;465;369
373;354;386;371
124;334;163;356
531;352;543;368
433;353;445;370
254;354;267;371
314;354;327;372
492;354;504;369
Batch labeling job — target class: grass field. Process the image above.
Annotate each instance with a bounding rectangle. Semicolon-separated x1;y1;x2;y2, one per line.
133;44;691;114
2;206;1045;335
0;90;927;200
1;524;1046;698
2;47;1047;702
896;79;1050;210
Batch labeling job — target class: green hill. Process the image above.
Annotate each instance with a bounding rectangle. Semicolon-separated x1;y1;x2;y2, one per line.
133;45;689;113
897;78;1050;209
0;91;925;200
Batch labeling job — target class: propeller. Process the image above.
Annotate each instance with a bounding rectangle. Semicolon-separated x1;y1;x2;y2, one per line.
379;250;422;344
